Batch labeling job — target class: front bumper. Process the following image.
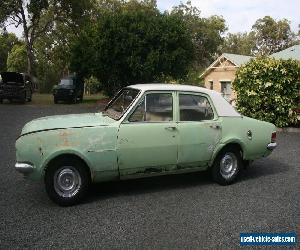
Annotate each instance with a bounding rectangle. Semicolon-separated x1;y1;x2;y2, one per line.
15;162;35;174
267;142;277;150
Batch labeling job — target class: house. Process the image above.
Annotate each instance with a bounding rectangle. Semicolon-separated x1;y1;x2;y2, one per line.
201;53;253;102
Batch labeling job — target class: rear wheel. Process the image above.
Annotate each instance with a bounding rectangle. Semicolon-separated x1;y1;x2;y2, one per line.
45;158;90;206
211;146;242;185
27;90;32;102
54;97;58;104
71;95;77;104
21;92;26;103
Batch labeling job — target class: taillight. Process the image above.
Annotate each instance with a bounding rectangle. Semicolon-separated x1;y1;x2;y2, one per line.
271;131;276;143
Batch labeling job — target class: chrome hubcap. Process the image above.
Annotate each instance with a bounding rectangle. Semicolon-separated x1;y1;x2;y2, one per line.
220;153;238;179
54;167;81;198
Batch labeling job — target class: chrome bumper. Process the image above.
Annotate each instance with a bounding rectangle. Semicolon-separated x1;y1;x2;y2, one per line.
15;162;34;174
267;142;277;150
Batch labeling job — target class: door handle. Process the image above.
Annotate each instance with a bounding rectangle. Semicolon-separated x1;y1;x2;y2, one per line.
165;126;176;131
210;124;221;129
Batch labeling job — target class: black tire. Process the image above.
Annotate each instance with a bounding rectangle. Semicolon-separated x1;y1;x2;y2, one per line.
71;95;77;104
0;98;3;104
211;146;242;185
27;91;32;102
45;157;91;206
79;94;83;103
21;92;26;104
54;97;58;104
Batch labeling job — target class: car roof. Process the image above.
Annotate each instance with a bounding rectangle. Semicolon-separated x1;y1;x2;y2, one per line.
128;83;212;94
127;83;241;117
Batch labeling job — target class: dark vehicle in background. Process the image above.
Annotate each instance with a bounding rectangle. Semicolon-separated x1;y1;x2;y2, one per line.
53;75;84;104
0;72;34;103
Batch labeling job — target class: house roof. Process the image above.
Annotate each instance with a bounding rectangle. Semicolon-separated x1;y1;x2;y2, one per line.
200;53;253;78
271;44;300;60
128;84;241;117
222;53;253;66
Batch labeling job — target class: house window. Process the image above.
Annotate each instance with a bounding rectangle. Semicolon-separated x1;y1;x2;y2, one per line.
220;81;232;101
209;81;213;90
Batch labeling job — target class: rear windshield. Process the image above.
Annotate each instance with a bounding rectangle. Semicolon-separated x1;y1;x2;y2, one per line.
59;79;74;86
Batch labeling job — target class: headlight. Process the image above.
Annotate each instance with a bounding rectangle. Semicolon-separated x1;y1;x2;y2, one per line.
69;90;74;94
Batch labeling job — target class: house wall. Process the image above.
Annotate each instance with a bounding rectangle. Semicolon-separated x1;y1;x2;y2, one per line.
204;62;238;102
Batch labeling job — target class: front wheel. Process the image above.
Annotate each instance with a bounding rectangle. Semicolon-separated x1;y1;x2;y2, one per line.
211;147;242;185
45;158;90;206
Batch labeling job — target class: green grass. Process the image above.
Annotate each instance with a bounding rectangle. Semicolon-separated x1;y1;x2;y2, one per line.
31;93;107;105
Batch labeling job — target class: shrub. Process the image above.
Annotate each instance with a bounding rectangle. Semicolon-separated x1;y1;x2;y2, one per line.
233;57;300;127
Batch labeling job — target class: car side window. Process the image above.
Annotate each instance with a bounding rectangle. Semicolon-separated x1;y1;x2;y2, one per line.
129;93;173;122
179;94;214;121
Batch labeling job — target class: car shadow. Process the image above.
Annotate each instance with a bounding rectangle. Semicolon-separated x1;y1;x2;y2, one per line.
238;158;290;182
86;170;212;203
85;158;290;204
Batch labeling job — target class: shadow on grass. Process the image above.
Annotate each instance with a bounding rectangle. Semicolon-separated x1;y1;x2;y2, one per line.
0;93;108;106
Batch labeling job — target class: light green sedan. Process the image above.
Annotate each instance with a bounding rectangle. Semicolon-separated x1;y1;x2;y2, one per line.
15;84;277;206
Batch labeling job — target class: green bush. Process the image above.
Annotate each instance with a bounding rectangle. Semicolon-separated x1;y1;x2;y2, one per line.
84;75;102;94
233;57;300;127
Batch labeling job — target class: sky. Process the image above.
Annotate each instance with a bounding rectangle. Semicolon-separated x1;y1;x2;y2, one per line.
6;0;300;37
157;0;299;33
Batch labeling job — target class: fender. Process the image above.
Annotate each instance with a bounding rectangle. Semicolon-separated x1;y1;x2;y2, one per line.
41;148;94;179
209;137;246;167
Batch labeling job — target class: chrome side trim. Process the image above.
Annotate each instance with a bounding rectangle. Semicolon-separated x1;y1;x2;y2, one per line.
267;142;277;150
15;162;34;174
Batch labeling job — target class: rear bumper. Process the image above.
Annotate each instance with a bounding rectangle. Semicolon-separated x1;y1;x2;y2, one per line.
267;142;277;150
53;92;75;100
15;162;35;174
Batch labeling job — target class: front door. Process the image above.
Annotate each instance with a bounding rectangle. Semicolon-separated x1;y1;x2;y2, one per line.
117;92;178;177
177;93;221;168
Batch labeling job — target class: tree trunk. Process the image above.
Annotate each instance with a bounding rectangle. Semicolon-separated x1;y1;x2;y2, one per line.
25;43;34;75
19;0;34;76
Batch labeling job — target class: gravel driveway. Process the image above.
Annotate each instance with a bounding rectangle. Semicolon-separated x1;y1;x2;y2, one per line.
0;104;299;249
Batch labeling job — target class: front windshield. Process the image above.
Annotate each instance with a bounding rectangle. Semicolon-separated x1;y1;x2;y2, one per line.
59;79;73;86
104;88;140;120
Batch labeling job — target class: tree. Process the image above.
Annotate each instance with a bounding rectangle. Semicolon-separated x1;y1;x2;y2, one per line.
6;43;27;72
0;0;93;76
34;15;80;92
221;32;256;55
0;31;21;71
170;1;226;84
252;16;296;55
70;2;194;96
171;1;227;68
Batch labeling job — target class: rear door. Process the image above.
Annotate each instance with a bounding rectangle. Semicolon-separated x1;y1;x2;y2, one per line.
177;92;222;168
